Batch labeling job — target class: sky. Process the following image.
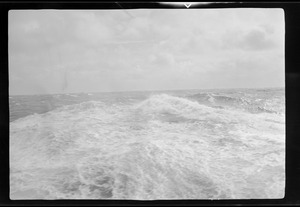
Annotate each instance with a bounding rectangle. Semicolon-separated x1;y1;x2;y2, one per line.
9;8;285;95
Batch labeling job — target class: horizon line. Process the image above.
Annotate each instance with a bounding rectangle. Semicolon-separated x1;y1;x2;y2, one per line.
9;86;285;96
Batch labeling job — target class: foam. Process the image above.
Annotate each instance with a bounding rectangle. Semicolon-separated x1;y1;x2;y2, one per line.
10;93;285;199
188;92;284;115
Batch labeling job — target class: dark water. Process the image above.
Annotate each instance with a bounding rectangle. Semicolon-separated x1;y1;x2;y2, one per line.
10;88;285;199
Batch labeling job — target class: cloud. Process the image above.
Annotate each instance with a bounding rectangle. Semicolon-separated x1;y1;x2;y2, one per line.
9;9;284;95
74;12;114;45
150;52;175;66
239;29;277;50
222;27;278;51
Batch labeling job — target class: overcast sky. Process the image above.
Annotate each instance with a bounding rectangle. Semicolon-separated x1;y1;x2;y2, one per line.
9;8;284;95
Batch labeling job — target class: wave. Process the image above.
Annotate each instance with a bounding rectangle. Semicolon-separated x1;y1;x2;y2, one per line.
135;94;214;116
186;92;216;105
52;101;106;112
187;93;282;115
11;94;285;131
11;94;284;130
10;93;285;199
135;94;281;121
66;94;78;97
11;101;110;120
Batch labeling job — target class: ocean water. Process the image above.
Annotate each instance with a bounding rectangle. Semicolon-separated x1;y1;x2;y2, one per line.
9;88;285;200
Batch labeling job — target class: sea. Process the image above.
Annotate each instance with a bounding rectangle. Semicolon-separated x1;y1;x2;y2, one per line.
9;87;285;200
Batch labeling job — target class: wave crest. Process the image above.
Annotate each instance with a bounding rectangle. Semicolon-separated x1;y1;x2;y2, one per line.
134;94;213;116
188;93;281;115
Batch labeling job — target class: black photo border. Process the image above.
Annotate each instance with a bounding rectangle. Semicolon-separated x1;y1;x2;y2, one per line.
1;1;299;206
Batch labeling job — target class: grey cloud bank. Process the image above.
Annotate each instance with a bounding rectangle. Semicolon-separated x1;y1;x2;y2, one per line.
9;9;284;95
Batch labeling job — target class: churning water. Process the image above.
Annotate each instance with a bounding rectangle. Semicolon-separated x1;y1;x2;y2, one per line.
9;88;285;199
